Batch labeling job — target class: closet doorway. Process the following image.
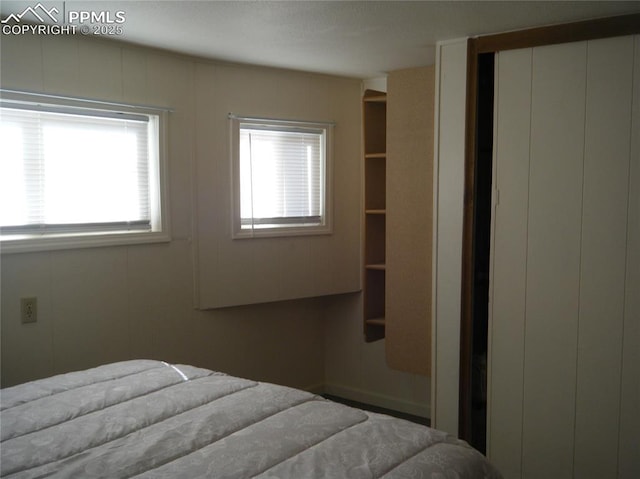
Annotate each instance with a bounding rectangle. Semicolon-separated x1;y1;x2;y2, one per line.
458;51;494;454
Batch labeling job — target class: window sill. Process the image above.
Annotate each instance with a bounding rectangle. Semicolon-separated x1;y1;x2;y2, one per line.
232;224;332;239
0;231;171;254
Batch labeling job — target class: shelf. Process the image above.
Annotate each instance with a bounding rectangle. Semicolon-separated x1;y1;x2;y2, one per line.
365;318;386;327
365;159;386;210
363;89;387;343
365;263;386;271
363;94;387;103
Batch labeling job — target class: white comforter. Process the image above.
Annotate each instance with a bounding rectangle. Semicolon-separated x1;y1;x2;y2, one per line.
0;360;501;478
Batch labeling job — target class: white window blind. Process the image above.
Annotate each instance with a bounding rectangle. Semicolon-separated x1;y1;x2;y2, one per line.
0;95;168;252
231;117;333;238
240;126;323;227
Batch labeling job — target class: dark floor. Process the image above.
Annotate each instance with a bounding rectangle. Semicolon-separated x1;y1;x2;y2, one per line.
323;394;430;427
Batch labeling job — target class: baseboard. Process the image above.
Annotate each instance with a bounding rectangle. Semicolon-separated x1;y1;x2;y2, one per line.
318;383;430;419
304;383;326;396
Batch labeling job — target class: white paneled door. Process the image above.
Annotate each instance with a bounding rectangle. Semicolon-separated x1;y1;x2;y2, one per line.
488;35;639;479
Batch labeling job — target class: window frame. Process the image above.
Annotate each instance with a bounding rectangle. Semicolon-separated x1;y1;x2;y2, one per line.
0;91;170;254
229;115;334;239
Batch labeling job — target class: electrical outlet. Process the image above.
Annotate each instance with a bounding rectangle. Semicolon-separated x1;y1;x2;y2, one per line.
21;297;37;324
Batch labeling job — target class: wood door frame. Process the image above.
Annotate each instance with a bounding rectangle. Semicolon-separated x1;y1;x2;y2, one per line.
459;12;640;441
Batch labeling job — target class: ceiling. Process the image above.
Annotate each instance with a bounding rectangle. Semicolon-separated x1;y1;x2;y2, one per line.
2;1;640;78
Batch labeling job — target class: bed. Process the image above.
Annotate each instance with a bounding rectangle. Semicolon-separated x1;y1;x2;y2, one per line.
1;360;501;478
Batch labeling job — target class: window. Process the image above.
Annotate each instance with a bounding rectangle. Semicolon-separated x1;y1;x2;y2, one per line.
230;116;333;238
0;92;168;253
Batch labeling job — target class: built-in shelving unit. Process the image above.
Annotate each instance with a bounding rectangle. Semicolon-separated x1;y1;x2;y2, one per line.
363;90;387;342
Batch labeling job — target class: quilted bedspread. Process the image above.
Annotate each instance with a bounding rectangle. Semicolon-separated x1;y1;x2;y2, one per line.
0;360;501;478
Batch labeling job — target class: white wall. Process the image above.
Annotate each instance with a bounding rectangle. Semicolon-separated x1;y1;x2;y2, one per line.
194;60;362;309
0;32;431;419
431;38;468;435
0;33;336;390
324;293;430;418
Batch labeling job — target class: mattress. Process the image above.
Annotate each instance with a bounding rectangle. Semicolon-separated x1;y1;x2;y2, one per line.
0;360;502;478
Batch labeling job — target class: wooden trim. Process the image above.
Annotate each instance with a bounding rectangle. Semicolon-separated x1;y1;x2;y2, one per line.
459;37;478;441
459;12;640;443
476;13;640;53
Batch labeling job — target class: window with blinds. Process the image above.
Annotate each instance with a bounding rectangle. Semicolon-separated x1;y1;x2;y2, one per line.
0;95;168;252
230;116;333;238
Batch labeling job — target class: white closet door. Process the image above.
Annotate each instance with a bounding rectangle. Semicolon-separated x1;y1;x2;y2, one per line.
488;35;638;479
523;40;586;479
574;35;634;479
487;47;531;479
618;34;640;479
